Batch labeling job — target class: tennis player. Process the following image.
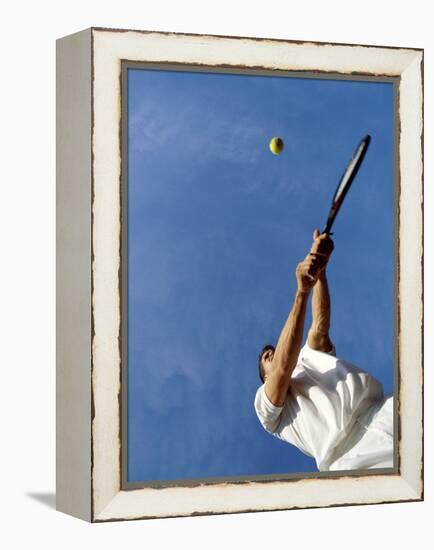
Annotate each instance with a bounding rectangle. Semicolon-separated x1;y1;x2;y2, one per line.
255;229;393;471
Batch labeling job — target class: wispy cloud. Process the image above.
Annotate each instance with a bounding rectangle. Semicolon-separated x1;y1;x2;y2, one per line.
129;96;268;165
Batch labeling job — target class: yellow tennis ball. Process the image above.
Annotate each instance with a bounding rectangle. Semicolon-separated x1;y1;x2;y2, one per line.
269;137;284;155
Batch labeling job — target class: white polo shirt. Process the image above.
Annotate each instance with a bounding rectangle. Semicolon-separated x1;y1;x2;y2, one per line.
254;342;393;471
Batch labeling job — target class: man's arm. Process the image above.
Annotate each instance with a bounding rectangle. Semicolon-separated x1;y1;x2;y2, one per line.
307;229;334;352
264;231;334;407
264;253;326;407
264;287;310;406
307;271;334;353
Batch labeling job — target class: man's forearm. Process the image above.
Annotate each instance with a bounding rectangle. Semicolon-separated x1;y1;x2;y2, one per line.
308;271;333;351
272;289;310;378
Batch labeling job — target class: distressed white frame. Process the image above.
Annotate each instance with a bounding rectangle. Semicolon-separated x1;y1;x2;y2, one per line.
57;27;423;523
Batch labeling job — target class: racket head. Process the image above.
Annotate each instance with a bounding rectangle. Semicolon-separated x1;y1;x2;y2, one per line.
323;134;371;235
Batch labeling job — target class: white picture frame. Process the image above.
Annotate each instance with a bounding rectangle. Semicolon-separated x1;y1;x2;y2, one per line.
56;27;423;522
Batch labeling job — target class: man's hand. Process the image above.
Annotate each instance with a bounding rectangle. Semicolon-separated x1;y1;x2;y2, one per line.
296;229;334;293
296;254;326;293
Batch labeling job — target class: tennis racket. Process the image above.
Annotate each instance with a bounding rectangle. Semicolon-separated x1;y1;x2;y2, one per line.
322;134;371;235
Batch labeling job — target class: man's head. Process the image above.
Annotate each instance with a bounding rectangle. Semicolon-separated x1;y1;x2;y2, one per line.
258;344;275;383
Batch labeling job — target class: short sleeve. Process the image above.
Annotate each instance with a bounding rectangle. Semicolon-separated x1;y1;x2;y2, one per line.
254;385;284;434
301;340;336;357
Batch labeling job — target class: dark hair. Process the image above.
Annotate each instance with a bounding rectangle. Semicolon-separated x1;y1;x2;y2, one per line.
258;344;275;384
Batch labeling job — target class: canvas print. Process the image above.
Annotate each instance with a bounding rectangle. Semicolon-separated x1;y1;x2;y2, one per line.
123;65;395;486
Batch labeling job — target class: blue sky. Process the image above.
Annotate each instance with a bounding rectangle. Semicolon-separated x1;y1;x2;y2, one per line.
126;67;395;482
